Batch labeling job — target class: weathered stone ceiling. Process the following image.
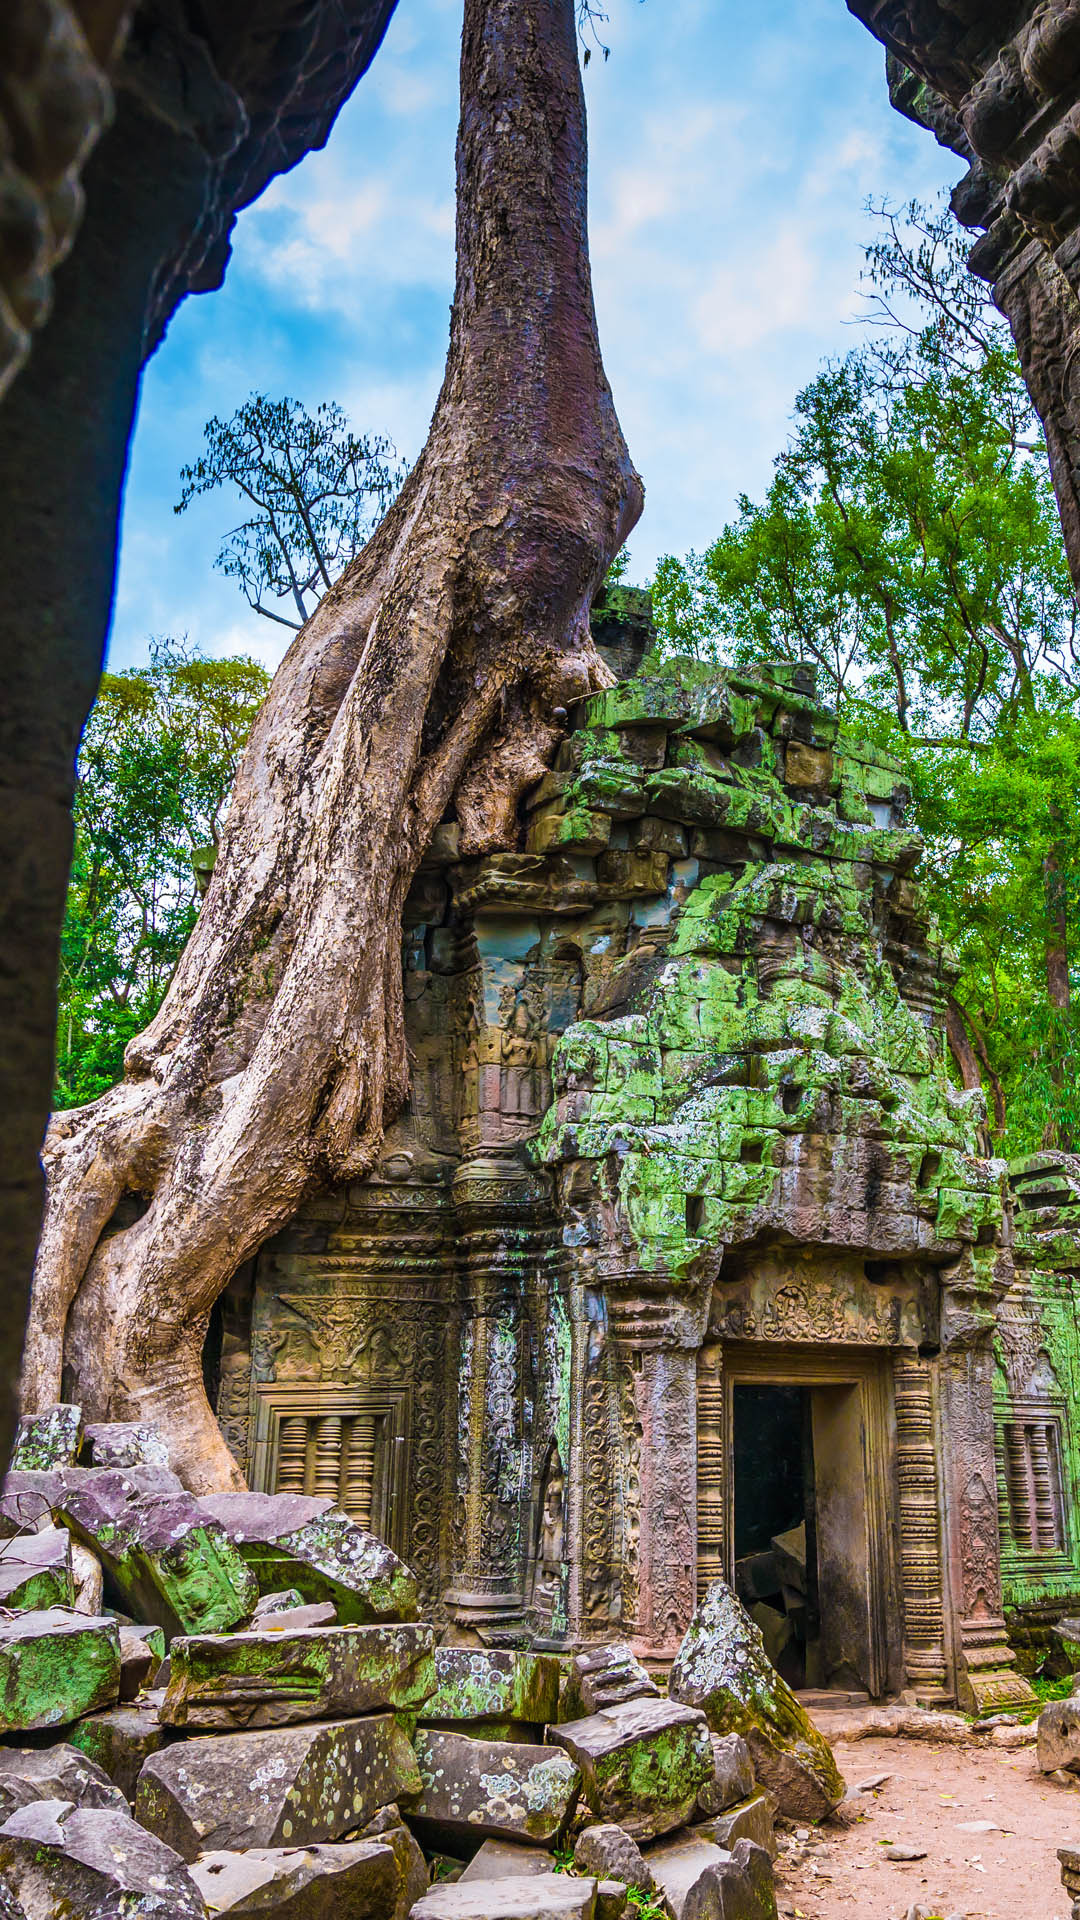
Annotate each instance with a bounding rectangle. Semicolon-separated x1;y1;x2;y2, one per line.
1;0;399;400
849;0;1080;582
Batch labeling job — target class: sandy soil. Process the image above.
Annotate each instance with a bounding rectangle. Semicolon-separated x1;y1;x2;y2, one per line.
773;1734;1079;1920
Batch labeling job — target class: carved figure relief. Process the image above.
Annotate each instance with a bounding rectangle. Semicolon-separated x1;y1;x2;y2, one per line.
959;1469;1000;1617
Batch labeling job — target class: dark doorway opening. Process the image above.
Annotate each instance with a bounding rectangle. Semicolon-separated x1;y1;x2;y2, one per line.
733;1383;820;1689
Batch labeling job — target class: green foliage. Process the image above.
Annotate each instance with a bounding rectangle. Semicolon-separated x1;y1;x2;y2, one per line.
56;640;269;1109
176;394;405;630
650;198;1080;1151
626;1891;668;1919
1031;1673;1076;1702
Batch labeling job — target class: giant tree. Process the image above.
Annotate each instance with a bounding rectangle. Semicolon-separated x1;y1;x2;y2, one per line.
22;0;642;1489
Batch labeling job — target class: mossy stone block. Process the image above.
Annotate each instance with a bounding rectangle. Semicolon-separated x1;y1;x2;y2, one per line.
421;1647;560;1726
0;1609;120;1732
669;1581;844;1821
199;1492;419;1623
10;1404;82;1471
549;1696;713;1842
161;1621;436;1729
404;1729;580;1849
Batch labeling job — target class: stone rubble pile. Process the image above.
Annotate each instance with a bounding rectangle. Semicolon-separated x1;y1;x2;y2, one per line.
0;1405;824;1918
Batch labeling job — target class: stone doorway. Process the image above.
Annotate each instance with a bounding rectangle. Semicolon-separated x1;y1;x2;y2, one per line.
699;1344;900;1700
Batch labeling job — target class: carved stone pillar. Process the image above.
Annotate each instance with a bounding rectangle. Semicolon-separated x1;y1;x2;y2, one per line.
608;1282;712;1661
893;1355;948;1700
938;1267;1036;1712
442;1153;551;1638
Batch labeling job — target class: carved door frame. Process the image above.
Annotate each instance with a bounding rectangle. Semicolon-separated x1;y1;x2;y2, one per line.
710;1342;900;1698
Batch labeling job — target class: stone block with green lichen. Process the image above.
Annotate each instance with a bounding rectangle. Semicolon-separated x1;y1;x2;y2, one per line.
549;1695;713;1842
160;1621;437;1730
0;1609;120;1733
420;1647;560;1726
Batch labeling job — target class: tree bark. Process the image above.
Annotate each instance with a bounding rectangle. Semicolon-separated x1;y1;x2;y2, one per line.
22;0;642;1492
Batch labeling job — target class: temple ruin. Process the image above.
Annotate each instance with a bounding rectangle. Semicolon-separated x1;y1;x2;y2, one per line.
208;619;1080;1712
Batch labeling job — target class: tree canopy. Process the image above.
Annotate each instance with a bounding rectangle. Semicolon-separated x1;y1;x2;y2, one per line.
56;642;269;1108
176;395;405;630
652;199;1080;1154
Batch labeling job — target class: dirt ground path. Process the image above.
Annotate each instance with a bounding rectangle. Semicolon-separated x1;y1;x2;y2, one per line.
773;1734;1078;1920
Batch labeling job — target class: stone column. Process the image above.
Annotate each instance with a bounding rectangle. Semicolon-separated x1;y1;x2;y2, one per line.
442;1153;551;1637
938;1267;1036;1712
893;1354;948;1701
608;1280;712;1661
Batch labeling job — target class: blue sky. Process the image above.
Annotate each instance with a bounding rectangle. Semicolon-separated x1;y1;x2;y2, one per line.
108;0;964;675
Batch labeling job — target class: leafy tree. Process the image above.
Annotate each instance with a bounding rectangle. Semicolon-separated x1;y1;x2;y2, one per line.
652;198;1080;1152
56;641;269;1108
176;396;405;630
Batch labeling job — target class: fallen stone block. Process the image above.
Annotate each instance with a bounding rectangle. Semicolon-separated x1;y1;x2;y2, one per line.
410;1876;600;1918
353;1807;428;1918
647;1831;730;1918
682;1838;777;1920
1037;1693;1080;1772
573;1822;654;1892
0;1745;127;1821
404;1728;580;1848
669;1581;844;1820
423;1646;560;1727
253;1587;305;1618
595;1885;628;1920
0;1526;74;1610
0;1609;119;1732
696;1733;754;1818
693;1792;775;1858
549;1695;713;1842
560;1642;659;1719
68;1693;179;1802
200;1493;419;1623
0;1798;205;1918
252;1593;337;1631
189;1837;400;1917
56;1483;258;1638
135;1713;421;1860
461;1840;557;1880
118;1623;164;1699
9;1404;82;1471
161;1620;436;1729
81;1422;170;1470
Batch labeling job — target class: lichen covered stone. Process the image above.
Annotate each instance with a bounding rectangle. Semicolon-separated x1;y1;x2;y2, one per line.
422;1647;559;1727
135;1713;421;1859
9;1404;82;1471
669;1582;844;1820
0;1609;120;1732
404;1728;580;1848
549;1695;713;1841
199;1493;418;1623
161;1620;436;1729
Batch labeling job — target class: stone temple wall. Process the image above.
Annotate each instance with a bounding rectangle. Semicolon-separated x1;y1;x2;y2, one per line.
215;656;1080;1708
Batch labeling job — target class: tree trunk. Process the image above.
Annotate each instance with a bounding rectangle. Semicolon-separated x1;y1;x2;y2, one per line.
22;0;642;1492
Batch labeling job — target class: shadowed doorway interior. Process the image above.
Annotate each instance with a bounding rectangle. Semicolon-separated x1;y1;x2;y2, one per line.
731;1370;886;1697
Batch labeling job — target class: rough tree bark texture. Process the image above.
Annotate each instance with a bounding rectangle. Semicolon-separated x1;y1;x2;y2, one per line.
22;0;643;1492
